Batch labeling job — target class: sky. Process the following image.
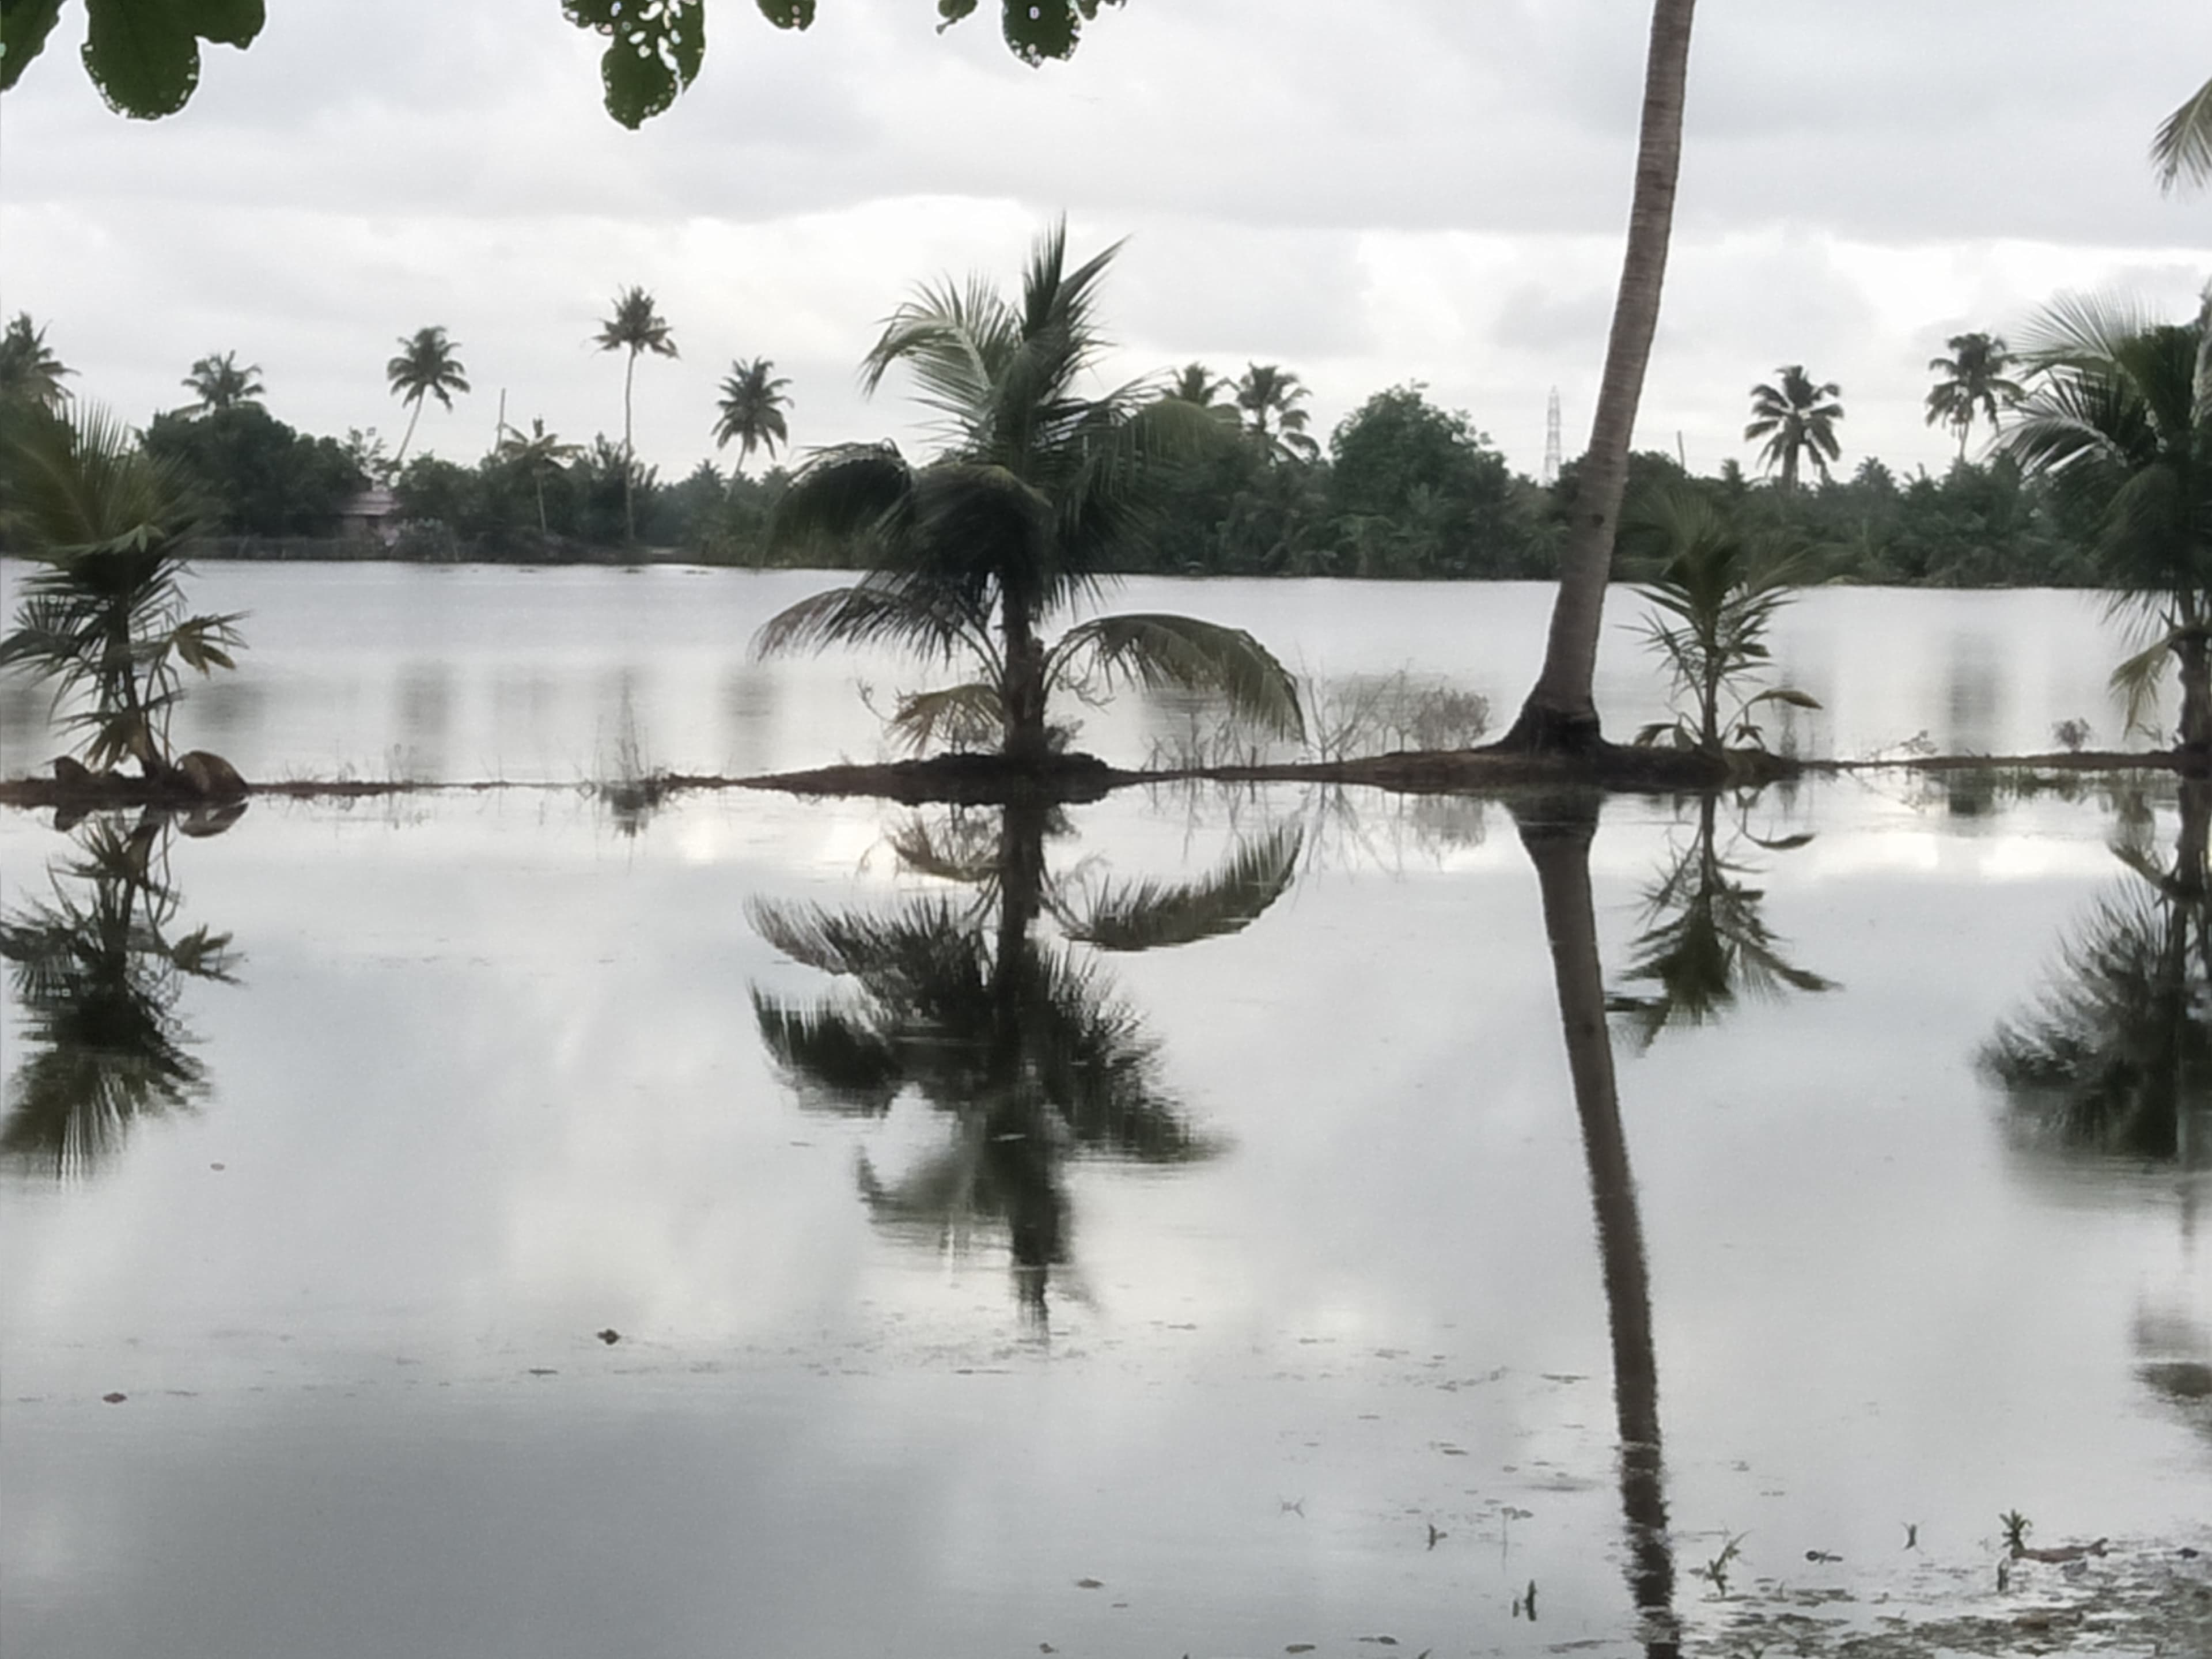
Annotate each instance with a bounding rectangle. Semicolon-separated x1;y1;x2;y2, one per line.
1;0;2207;488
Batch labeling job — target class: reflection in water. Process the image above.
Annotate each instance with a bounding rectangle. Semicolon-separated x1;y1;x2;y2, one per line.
1515;794;1681;1658
1983;782;2210;1163
752;802;1299;1325
1609;793;1834;1050
0;813;239;1176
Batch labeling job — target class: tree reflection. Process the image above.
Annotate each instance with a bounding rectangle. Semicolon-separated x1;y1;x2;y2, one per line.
1514;792;1681;1658
1982;781;2211;1162
751;801;1299;1325
1609;792;1833;1050
1;812;239;1176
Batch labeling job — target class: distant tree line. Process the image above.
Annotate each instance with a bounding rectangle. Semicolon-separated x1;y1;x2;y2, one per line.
0;308;2138;588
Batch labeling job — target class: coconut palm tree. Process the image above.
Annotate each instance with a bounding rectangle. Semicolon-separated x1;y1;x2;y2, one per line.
2153;73;2212;193
1233;362;1319;462
1;816;238;1178
755;221;1304;764
495;416;581;540
1623;483;1819;755
594;285;677;544
0;405;244;777
1745;366;1844;490
385;326;470;467
711;356;792;471
1982;781;2209;1160
181;351;264;412
1498;0;1696;754
2002;291;2210;759
752;801;1297;1323
0;313;74;410
1923;332;2024;460
1609;794;1833;1050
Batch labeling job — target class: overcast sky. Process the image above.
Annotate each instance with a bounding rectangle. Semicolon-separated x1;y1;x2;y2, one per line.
1;1;2206;487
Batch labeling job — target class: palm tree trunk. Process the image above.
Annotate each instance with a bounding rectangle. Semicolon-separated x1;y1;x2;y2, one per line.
1000;585;1051;764
622;350;639;547
1497;0;1696;755
393;395;424;469
1516;796;1680;1656
2176;623;2211;768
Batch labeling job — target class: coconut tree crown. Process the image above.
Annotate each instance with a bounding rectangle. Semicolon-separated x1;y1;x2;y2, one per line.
756;219;1301;761
0;314;74;411
385;325;469;465
713;356;792;468
1744;365;1843;489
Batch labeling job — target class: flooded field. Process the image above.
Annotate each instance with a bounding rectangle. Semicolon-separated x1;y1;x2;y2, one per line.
2;567;2207;1656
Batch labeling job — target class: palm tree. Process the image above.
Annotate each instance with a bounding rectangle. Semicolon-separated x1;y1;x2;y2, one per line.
0;406;245;777
1744;365;1844;489
1498;0;1696;754
181;351;264;412
1623;483;1819;755
755;221;1304;764
385;326;470;467
594;285;677;544
2001;291;2210;759
1982;781;2209;1160
1609;794;1834;1049
711;356;792;471
752;802;1297;1323
1923;332;2024;460
495;416;581;540
1233;362;1319;461
2153;73;2212;193
0;313;74;410
1;816;238;1178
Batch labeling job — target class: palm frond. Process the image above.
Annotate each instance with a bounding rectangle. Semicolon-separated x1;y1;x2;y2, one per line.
1048;612;1305;740
1052;824;1302;951
886;681;1005;754
752;578;990;669
2152;73;2212;193
751;990;902;1113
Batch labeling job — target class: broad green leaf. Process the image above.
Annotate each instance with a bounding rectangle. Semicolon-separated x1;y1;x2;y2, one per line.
757;0;815;28
82;0;198;118
182;0;261;49
1;0;66;93
564;0;704;129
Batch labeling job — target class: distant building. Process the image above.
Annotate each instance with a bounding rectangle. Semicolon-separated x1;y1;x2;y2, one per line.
338;484;400;546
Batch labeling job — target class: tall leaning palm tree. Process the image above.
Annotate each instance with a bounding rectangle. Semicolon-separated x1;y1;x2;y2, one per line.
2002;291;2211;760
181;351;264;413
1499;0;1696;753
0;313;74;410
595;285;677;544
1924;331;2024;460
1744;365;1844;490
711;356;791;472
755;221;1303;765
385;326;470;468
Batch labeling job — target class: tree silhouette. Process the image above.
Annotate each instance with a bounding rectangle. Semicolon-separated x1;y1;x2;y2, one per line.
751;803;1298;1325
1;815;240;1178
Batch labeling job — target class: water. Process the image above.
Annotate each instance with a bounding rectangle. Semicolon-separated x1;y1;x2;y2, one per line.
2;567;2206;1657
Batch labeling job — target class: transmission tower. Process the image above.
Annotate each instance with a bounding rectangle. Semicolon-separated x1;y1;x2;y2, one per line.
1542;387;1562;484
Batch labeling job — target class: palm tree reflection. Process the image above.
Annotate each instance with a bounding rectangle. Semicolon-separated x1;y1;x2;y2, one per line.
1516;792;1681;1658
751;801;1299;1325
1982;781;2210;1163
1609;793;1833;1049
1;812;239;1176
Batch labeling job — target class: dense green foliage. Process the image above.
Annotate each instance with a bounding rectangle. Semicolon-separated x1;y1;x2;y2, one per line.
142;404;363;538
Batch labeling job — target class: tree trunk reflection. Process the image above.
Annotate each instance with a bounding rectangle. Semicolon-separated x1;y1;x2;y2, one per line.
1516;793;1681;1658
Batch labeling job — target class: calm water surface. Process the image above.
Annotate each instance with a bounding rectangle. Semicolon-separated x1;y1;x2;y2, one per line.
2;566;2206;1657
